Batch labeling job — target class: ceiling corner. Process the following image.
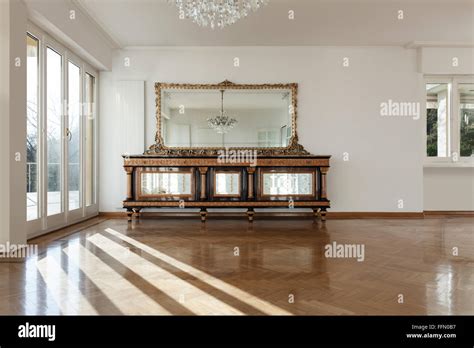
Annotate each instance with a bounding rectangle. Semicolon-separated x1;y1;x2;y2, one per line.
72;0;123;49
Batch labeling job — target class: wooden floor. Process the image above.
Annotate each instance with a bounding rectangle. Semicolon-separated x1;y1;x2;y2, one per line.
0;216;472;315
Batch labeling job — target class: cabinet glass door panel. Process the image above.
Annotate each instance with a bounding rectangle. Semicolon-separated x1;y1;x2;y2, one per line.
214;172;240;196
262;173;313;196
140;172;192;197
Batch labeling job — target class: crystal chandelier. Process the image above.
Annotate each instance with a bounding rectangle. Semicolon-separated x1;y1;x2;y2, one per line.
170;0;270;29
207;90;238;134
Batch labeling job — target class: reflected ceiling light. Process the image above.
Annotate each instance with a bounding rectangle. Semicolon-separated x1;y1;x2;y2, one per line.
207;90;238;134
170;0;269;29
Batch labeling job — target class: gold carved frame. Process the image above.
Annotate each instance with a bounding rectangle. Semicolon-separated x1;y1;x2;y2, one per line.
145;80;310;157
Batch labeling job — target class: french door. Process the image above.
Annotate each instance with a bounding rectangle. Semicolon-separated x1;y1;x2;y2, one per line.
26;24;98;238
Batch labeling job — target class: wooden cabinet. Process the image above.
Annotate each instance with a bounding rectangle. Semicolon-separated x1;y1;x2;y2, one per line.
123;155;330;222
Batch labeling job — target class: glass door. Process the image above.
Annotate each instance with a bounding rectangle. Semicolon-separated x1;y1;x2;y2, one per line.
26;24;99;238
26;34;40;224
67;60;83;220
84;72;98;214
45;46;65;228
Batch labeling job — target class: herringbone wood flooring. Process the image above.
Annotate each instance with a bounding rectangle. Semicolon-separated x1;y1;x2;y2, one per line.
0;216;472;315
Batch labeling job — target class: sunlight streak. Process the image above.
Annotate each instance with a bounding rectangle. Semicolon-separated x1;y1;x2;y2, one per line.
104;228;292;315
36;250;98;314
63;241;172;315
87;233;243;315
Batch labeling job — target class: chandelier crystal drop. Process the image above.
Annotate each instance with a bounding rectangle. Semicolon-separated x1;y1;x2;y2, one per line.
207;90;238;134
171;0;270;29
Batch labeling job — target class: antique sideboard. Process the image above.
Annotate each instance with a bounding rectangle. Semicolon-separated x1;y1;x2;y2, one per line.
123;154;330;222
122;80;331;222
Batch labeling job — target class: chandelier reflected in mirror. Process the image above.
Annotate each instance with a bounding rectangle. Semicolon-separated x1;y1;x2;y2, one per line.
207;90;238;134
170;0;270;29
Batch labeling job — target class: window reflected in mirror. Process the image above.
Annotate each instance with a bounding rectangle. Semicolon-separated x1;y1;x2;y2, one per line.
262;173;313;195
141;172;192;196
214;172;240;196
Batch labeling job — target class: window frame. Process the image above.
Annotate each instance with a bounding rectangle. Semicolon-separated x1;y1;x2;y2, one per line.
423;75;474;168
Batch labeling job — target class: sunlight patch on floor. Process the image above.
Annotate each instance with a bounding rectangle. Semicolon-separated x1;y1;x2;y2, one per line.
36;252;98;315
63;241;171;315
104;227;292;315
87;233;243;315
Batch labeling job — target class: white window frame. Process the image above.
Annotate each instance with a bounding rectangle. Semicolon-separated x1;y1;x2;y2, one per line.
423;75;474;168
26;22;99;238
257;128;280;147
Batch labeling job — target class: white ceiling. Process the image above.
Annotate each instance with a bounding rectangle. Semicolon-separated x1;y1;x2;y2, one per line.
76;0;474;47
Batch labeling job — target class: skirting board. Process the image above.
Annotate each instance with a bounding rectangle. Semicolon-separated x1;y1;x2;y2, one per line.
423;211;474;217
94;211;474;219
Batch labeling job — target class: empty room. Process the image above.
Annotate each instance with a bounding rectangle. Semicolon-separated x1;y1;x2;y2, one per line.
0;0;473;346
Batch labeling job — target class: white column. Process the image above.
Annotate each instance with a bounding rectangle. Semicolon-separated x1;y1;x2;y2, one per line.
0;0;27;251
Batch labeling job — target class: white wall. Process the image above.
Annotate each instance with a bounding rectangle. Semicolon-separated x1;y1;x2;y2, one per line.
419;47;474;75
424;168;474;211
99;77;145;216
100;46;424;213
0;0;27;246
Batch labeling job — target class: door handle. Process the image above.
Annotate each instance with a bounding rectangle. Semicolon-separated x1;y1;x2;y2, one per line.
66;128;72;141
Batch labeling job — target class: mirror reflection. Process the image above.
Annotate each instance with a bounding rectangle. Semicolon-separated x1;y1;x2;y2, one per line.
160;88;293;148
141;172;192;196
215;172;240;196
263;173;313;195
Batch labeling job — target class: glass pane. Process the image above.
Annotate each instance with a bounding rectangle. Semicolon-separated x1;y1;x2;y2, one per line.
426;83;449;157
26;34;39;221
263;173;313;195
161;88;294;148
85;73;95;206
458;83;474;157
215;173;240;195
141;172;192;195
46;47;63;216
68;62;81;210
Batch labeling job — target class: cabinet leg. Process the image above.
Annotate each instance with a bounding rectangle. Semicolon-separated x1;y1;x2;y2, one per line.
312;208;320;220
320;208;327;222
126;209;133;223
133;208;141;220
246;208;255;223
200;208;207;223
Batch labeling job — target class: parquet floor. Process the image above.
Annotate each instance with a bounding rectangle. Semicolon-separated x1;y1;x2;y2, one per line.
0;217;472;315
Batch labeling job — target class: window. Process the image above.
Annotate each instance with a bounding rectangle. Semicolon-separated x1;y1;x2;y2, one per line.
425;77;474;165
258;129;279;147
26;34;39;221
46;47;63;216
426;83;449;157
85;73;96;206
68;61;81;211
458;83;474;157
26;24;98;236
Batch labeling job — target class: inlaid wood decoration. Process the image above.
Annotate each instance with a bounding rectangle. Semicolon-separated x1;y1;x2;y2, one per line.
123;81;330;222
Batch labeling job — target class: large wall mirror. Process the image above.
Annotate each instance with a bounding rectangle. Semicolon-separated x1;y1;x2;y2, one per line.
146;80;309;156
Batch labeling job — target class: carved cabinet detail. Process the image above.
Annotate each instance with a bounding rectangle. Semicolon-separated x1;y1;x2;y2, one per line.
123;155;330;222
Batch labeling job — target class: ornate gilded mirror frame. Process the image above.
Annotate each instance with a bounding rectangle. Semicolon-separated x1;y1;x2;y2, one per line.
145;80;310;156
